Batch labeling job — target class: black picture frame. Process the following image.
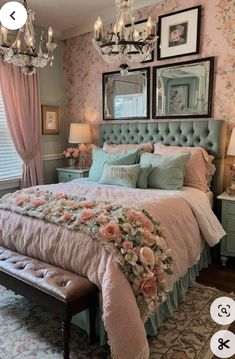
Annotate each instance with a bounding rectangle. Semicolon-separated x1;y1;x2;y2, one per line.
102;67;151;121
157;5;201;60
152;57;214;119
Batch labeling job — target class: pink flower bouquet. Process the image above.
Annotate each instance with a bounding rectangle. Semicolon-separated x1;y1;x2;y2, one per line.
63;147;80;159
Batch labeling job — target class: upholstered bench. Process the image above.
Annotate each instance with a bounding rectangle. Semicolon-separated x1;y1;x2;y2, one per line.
0;246;98;359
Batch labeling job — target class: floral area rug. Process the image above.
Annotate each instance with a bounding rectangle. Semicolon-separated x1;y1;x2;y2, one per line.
0;283;232;359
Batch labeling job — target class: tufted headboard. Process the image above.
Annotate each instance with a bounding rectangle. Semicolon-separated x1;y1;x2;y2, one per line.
99;120;227;197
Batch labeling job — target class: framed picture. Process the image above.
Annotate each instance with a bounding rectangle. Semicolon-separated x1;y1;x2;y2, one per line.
126;19;154;63
168;84;189;114
157;6;201;60
42;105;60;135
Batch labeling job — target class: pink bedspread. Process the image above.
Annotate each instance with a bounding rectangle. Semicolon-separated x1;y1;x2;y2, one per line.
0;180;225;359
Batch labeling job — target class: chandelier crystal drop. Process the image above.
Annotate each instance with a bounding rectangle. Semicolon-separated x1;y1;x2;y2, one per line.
92;0;158;75
0;1;57;75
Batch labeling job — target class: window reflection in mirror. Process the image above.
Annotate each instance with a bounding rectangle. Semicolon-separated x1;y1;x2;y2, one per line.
103;68;150;120
153;58;214;119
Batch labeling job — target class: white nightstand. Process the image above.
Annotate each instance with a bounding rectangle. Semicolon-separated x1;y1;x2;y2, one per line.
217;192;235;266
56;167;89;183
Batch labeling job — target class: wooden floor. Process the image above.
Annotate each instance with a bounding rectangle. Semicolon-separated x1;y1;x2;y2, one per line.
196;257;235;359
197;257;235;293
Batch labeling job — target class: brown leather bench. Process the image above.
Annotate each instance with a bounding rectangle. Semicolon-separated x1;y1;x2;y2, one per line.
0;246;98;359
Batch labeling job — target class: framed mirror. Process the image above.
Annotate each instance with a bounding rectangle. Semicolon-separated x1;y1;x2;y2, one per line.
102;67;150;120
152;57;214;119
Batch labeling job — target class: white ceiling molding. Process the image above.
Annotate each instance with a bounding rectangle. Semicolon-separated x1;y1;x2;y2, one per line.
61;0;159;40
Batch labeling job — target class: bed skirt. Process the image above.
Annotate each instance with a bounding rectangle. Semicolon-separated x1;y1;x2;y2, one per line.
72;245;211;345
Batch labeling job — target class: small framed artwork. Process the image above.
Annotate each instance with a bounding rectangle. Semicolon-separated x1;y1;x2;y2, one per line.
126;19;154;63
157;6;201;60
42;105;60;135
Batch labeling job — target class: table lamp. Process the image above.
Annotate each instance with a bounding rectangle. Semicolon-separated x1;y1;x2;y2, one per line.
69;123;91;144
68;123;92;169
227;127;235;195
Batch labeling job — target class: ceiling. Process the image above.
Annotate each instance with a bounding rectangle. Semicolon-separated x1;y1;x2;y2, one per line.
0;0;158;39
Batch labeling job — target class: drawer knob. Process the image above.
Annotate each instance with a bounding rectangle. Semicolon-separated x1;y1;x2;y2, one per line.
68;175;71;178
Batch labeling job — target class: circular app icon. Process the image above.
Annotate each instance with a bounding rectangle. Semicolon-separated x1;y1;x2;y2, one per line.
210;297;235;325
0;1;27;30
210;330;235;358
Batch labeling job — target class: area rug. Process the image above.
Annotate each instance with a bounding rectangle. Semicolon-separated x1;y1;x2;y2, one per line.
0;283;232;359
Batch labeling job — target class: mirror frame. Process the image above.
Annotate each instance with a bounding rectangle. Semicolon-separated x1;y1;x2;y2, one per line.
152;57;214;119
102;67;151;121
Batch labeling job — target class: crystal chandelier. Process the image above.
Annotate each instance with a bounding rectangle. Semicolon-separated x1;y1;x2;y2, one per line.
0;0;57;75
93;0;157;75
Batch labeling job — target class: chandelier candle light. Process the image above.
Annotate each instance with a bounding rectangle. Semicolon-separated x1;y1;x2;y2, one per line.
93;0;157;76
0;0;57;75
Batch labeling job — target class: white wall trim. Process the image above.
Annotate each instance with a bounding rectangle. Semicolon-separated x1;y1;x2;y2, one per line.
43;153;64;161
0;178;20;190
61;0;158;39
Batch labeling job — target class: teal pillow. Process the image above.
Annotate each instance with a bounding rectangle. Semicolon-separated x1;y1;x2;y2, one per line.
89;147;139;182
99;163;141;188
140;152;191;190
136;165;152;189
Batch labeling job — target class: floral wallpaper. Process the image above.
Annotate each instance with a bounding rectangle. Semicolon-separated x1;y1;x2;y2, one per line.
64;0;235;188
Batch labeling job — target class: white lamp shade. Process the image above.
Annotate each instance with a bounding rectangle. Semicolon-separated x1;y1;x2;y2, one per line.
227;128;235;156
69;123;91;144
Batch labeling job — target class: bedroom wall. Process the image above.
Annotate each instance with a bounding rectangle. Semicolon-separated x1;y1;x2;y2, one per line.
39;29;67;184
64;0;235;188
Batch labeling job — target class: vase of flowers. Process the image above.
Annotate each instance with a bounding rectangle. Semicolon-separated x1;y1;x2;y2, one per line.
63;147;80;168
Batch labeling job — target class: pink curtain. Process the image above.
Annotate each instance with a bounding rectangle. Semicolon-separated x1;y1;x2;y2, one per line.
0;59;43;188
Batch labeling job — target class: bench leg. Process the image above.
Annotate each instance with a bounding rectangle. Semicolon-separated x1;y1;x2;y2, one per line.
89;306;96;345
62;319;71;359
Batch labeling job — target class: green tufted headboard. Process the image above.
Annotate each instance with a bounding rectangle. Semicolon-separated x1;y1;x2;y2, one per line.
99;120;227;197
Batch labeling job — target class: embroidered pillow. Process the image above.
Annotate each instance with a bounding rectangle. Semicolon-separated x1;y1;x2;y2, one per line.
100;163;141;188
140;152;191;190
154;143;216;192
103;142;153;154
89;147;139;182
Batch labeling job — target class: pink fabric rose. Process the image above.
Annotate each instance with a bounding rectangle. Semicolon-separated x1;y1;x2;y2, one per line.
99;222;120;241
96;214;109;224
63;212;72;221
140;277;157;298
122;240;133;251
98;203;112;211
79;200;94;208
127;210;154;232
143;228;155;246
139;247;155;267
31;197;45;207
79;209;94;223
16;195;28;206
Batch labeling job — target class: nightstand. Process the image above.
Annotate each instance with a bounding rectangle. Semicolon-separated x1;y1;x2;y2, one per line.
217;192;235;266
56;167;89;183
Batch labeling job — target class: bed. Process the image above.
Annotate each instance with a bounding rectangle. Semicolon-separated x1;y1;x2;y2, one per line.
0;119;227;359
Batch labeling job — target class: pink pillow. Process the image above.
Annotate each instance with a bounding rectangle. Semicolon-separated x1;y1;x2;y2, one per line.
103;142;152;154
154;143;216;192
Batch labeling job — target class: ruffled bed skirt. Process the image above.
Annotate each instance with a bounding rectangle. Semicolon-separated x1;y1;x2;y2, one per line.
72;245;211;345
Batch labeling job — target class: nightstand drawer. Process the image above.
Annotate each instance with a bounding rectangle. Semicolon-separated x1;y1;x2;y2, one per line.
225;234;235;253
59;172;83;182
227;201;235;215
224;216;235;232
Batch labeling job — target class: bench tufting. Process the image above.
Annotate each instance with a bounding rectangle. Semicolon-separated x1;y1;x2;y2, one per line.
0;246;98;359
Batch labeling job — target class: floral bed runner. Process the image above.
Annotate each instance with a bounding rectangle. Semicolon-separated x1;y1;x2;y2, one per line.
0;188;173;320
